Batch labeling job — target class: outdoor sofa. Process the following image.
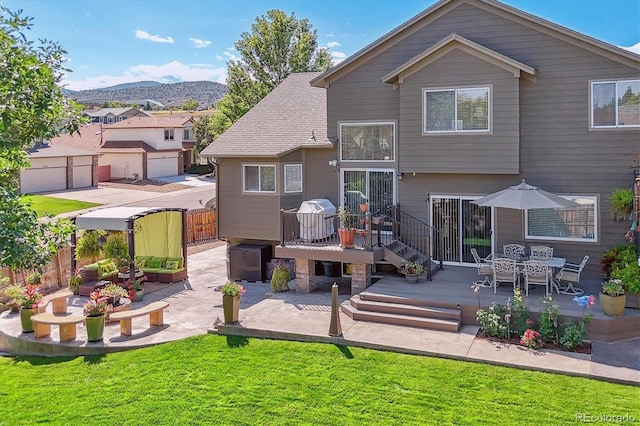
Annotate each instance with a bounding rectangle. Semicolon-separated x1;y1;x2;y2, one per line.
134;255;187;283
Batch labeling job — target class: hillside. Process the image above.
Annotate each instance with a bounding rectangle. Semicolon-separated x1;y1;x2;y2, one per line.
64;81;226;109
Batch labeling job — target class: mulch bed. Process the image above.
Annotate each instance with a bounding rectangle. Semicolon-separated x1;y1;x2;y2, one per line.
100;179;190;193
476;329;592;354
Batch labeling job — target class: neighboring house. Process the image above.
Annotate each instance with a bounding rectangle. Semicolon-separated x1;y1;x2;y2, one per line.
52;115;196;180
201;0;640;282
84;107;150;124
20;142;99;193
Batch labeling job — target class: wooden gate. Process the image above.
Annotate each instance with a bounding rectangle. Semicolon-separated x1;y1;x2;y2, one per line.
186;208;217;245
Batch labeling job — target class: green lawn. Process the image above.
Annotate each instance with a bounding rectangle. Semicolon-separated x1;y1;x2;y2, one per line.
23;195;100;217
0;335;637;425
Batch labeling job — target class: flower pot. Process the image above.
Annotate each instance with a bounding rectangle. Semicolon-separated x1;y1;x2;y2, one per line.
338;228;356;248
107;296;121;306
404;274;419;284
20;307;38;333
132;289;144;302
85;315;105;342
222;295;240;324
599;293;626;317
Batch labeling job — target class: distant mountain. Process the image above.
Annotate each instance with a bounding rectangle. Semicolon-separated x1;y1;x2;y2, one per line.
64;81;227;109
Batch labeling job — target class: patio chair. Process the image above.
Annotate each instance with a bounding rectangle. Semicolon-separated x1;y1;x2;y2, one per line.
491;258;518;294
503;244;525;259
530;245;553;260
555;255;589;295
471;248;493;287
522;260;550;296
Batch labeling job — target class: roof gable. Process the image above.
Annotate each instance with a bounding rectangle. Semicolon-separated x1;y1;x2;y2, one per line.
383;33;536;87
200;72;330;158
311;0;639;88
106;115;194;129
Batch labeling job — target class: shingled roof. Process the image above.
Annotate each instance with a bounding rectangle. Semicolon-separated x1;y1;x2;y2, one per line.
106;115;193;129
200;72;331;158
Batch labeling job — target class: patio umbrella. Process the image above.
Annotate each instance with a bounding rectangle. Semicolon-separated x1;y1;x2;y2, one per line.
471;179;579;210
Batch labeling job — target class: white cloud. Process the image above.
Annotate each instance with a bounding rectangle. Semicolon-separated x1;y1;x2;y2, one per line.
215;55;224;61
620;42;640;55
62;61;227;90
135;29;174;44
326;41;341;48
190;37;212;48
224;51;240;62
326;33;334;37
331;51;347;65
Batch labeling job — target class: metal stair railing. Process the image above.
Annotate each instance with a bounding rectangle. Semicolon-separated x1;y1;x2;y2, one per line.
390;205;444;280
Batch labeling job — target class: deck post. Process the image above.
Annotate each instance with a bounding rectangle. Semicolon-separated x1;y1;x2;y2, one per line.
350;263;371;295
294;259;317;292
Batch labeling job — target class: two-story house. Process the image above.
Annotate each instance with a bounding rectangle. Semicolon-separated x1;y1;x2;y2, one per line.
51;115;196;180
201;0;640;286
84;107;150;124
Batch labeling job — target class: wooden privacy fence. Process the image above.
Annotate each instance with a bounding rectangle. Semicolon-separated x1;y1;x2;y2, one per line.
186;208;217;245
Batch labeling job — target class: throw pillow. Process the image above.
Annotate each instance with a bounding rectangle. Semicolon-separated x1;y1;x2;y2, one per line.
148;259;162;268
135;259;147;268
165;260;178;270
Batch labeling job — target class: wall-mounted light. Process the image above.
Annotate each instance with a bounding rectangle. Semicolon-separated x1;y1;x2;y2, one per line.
398;172;404;181
328;159;338;167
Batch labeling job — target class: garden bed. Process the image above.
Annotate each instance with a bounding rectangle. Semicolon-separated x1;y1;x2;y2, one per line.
475;329;592;354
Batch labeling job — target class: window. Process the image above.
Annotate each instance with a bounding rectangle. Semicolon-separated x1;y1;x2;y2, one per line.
164;129;175;140
284;164;302;193
243;164;276;193
591;79;640;128
340;122;394;161
526;196;597;242
183;128;193;140
423;87;490;133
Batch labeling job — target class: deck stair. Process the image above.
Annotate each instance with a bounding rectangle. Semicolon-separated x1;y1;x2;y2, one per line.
383;240;440;279
341;292;461;332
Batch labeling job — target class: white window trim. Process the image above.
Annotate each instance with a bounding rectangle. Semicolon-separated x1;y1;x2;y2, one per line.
284;164;303;193
164;128;175;140
525;195;598;243
422;86;492;134
242;164;277;193
338;121;396;162
590;79;640;129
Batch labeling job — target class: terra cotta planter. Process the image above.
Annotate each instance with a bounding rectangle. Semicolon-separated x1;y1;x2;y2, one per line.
599;293;626;317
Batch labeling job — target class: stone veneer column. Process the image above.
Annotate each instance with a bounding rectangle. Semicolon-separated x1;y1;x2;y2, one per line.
295;259;316;293
350;263;371;295
66;157;73;189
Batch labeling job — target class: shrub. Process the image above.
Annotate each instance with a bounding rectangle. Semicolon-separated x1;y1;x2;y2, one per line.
559;315;592;350
520;329;543;350
270;260;290;293
476;304;508;338
26;271;41;284
505;289;530;336
538;295;560;343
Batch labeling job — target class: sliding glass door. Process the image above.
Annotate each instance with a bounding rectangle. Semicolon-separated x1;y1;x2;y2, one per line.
431;196;493;265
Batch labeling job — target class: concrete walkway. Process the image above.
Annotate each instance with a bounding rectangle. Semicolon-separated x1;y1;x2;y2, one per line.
1;244;638;386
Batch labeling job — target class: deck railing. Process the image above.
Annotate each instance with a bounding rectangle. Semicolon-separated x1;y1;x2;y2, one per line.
280;209;373;250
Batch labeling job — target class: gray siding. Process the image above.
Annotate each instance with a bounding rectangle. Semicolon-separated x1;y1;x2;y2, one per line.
399;49;520;173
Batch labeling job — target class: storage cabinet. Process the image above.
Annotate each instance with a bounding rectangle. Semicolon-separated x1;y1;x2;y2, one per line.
228;244;272;282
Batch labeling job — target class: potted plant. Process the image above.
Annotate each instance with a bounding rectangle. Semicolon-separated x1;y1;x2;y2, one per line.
610;188;634;221
100;283;128;306
270;259;291;293
103;233;130;272
83;290;112;342
68;269;83;295
125;279;145;302
337;207;356;248
219;281;246;324
75;229;106;263
602;244;640;309
1;284;25;313
600;279;626;317
398;261;425;284
15;284;43;332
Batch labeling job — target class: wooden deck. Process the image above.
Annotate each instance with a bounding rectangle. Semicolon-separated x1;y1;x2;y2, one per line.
352;265;640;342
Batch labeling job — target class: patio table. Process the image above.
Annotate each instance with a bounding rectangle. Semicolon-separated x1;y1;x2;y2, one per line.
487;254;566;294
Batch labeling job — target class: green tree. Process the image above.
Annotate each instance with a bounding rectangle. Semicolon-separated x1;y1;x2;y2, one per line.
0;6;85;188
0;7;82;276
181;98;199;111
195;9;331;153
101;101;125;108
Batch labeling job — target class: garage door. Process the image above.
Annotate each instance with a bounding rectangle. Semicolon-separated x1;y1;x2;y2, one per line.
148;157;178;178
73;165;93;188
20;167;67;193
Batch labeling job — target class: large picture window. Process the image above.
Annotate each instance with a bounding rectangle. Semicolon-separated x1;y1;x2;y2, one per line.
591;79;640;128
284;164;302;193
526;196;597;242
340;122;394;161
423;87;490;133
243;164;276;193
